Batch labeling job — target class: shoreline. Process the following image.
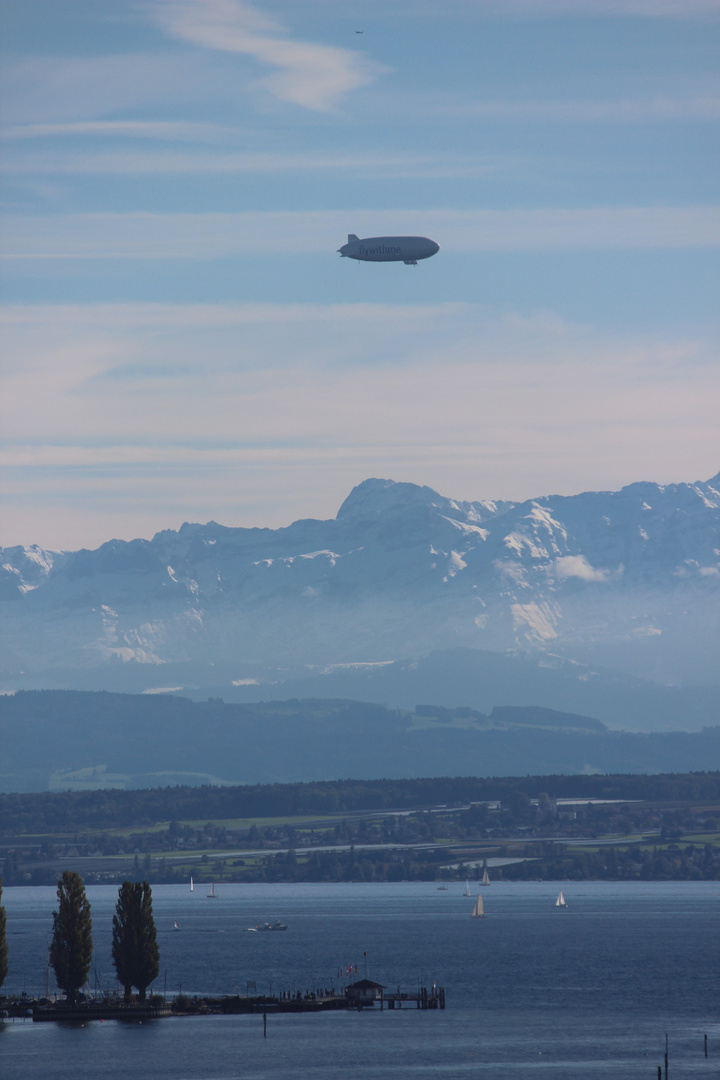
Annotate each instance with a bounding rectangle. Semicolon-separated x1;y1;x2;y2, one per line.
3;985;447;1023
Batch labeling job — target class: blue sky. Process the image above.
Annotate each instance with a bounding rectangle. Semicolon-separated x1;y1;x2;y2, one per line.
1;0;718;549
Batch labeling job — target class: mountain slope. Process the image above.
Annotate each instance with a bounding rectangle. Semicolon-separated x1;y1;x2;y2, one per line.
1;471;719;692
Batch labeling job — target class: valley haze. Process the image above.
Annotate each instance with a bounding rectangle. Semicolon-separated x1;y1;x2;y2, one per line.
2;472;718;738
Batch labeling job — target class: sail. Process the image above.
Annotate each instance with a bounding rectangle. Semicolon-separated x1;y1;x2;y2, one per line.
472;895;485;918
481;866;491;886
208;882;216;898
464;880;470;896
556;890;566;907
190;877;194;892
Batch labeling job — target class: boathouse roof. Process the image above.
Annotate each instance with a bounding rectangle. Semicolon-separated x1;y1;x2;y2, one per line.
346;979;385;991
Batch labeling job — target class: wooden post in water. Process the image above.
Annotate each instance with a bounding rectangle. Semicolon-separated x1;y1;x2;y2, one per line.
657;1067;662;1080
664;1033;668;1080
263;1011;267;1037
705;1034;708;1057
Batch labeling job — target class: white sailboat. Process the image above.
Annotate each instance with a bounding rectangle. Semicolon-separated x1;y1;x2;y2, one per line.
471;894;485;919
555;890;567;908
464;880;471;897
207;882;217;898
190;876;194;892
173;920;181;932
481;865;491;886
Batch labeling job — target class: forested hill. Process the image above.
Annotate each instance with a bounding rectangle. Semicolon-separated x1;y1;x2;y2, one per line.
2;690;720;794
2;770;720;836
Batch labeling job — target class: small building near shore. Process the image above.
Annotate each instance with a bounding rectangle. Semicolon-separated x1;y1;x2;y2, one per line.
344;979;385;1005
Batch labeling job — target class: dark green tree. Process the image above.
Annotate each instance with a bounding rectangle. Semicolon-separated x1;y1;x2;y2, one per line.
112;881;136;999
0;878;8;990
49;871;92;1006
112;881;160;1001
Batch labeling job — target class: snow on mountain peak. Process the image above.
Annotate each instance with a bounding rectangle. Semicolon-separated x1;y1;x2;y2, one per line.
554;555;614;583
336;477;447;520
1;470;719;686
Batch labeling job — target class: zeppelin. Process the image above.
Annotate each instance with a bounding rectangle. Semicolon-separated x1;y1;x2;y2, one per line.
338;234;440;266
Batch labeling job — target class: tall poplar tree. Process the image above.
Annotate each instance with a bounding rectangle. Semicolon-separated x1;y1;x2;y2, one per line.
112;881;160;1001
50;871;92;1006
0;878;8;990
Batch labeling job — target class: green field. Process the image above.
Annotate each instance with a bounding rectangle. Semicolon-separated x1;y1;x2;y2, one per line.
2;771;719;886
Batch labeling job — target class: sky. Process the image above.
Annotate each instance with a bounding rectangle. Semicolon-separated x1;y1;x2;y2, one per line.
1;0;719;551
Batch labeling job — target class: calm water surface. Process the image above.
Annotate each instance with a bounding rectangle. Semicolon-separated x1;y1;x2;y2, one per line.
1;881;718;1078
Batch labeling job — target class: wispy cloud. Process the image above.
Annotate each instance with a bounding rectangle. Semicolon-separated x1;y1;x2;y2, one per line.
149;0;386;111
463;0;720;15
3;207;719;259
0;54;212;126
4;88;717;148
1;121;231;141
1;148;505;179
462;95;720;123
1;301;718;548
304;0;720;16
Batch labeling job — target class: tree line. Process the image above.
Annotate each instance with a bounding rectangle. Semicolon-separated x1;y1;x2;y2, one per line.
0;872;159;1004
3;770;720;835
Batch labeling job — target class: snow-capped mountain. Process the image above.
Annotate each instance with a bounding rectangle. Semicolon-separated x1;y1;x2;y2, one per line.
2;472;719;689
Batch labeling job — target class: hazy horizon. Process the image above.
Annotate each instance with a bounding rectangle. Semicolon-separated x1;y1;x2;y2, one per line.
2;0;718;550
1;466;719;552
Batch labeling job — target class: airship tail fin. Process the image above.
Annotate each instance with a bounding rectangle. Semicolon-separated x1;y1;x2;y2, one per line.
348;234;359;243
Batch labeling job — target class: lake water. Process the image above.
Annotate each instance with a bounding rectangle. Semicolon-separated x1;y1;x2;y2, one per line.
1;880;718;1078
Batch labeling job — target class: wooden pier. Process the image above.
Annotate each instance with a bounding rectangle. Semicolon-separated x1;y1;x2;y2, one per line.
383;985;446;1010
219;983;446;1014
21;979;446;1022
33;1002;172;1022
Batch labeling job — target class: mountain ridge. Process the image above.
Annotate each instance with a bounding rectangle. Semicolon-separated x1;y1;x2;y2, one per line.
2;471;719;697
